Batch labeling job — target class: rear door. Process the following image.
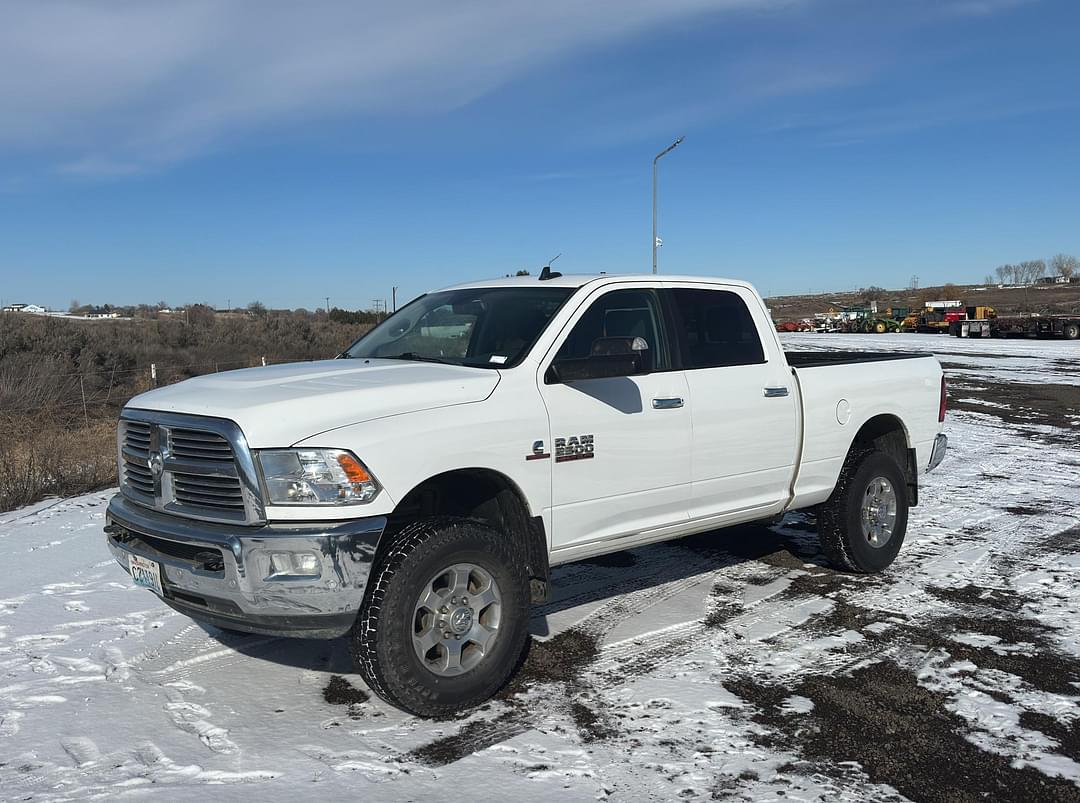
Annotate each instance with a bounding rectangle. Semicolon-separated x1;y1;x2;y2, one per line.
663;284;799;521
538;284;691;551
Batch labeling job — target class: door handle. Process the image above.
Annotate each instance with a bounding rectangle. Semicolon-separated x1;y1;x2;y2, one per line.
652;397;684;409
763;387;789;398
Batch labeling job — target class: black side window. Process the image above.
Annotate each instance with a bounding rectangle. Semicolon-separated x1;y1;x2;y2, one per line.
555;289;669;370
667;288;765;368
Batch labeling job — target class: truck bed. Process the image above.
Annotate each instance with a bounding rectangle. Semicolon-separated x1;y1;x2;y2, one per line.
784;351;933;369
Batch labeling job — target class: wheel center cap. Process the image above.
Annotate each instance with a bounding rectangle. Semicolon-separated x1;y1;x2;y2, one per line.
449;607;473;634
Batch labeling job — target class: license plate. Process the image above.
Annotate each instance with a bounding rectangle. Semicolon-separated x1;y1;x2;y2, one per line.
129;554;163;596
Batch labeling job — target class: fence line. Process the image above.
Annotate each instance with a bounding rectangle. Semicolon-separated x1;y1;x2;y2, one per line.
1;356;297;416
12;357;283;382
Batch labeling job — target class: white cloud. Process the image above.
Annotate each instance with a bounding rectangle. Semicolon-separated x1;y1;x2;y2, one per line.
942;0;1038;17
0;0;773;173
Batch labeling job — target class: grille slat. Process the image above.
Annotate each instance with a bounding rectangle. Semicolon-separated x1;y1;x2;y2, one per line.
171;445;233;461
170;428;229;444
174;480;244;501
174;490;246;508
171;471;240;488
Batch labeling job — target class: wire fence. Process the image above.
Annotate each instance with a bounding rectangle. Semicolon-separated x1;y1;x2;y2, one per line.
1;355;291;418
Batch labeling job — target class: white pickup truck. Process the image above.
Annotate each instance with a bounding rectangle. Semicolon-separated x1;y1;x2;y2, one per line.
106;273;947;716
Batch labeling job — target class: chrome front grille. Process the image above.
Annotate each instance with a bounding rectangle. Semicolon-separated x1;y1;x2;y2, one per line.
118;411;264;525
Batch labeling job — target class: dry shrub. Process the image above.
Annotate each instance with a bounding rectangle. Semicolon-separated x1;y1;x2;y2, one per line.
0;311;374;512
0;417;117;511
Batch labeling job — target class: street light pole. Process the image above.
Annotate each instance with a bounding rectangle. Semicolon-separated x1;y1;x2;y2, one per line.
652;136;684;275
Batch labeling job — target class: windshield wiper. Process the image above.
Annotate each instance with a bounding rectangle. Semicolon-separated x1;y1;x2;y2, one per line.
383;352;455;365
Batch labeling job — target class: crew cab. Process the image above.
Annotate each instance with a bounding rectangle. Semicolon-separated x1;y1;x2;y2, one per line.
105;273;948;716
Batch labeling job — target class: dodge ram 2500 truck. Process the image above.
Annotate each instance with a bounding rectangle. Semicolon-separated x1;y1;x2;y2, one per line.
106;273;948;716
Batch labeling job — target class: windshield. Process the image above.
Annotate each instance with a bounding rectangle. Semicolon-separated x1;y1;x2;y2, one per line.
342;286;575;368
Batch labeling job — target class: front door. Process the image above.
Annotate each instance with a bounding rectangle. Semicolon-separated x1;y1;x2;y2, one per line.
538;285;692;552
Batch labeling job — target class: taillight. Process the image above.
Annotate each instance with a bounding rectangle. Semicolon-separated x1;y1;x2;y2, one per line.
939;375;947;422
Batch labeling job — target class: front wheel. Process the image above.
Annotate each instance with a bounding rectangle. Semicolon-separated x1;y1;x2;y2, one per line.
818;450;909;573
352;517;530;717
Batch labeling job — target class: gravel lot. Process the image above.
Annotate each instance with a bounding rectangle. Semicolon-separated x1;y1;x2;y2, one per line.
2;333;1079;802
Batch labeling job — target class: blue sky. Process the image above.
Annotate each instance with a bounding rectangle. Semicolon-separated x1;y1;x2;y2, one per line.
1;0;1077;311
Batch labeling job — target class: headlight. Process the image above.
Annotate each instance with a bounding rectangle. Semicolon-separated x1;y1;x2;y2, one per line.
255;449;380;505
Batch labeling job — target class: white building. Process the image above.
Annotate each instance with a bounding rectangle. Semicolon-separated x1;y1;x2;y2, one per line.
1;303;48;314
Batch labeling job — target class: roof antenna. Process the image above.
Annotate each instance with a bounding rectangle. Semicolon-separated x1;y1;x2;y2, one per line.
539;253;562;281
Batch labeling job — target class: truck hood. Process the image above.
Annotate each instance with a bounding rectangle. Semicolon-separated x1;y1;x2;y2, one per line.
126;359;501;446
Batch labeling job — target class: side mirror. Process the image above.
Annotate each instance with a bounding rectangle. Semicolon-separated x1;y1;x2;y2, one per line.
549;336;651;382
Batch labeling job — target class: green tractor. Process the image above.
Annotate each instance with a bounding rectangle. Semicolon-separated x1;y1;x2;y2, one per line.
858;316;901;334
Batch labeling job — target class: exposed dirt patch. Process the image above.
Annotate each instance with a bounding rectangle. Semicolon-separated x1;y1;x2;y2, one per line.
785;568;864;598
1044;526;1080;554
704;600;743;629
569;698;617;742
322;674;370;706
925;584;1026;613
404;711;526;767
888;613;1079;696
948;379;1080;441
789;661;1080;803
1020;712;1080;763
1006;505;1046;516
804;596;884;633
497;627;600;700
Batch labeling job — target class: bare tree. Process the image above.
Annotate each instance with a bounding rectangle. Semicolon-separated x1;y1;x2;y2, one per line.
1050;253;1079;280
995;264;1014;285
1018;259;1046;284
983;275;994;285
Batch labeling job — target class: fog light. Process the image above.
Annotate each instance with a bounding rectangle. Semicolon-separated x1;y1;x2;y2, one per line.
267;551;321;579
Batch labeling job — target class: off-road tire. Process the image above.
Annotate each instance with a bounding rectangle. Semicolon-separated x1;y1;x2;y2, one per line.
1064;322;1080;341
818;449;909;573
352;516;530;717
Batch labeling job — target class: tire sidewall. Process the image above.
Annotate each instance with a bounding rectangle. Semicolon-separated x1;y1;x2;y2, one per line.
840;453;909;572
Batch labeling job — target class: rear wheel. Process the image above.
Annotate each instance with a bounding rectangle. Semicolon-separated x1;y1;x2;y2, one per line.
818;450;909;573
352;517;529;717
874;321;887;334
1064;322;1080;340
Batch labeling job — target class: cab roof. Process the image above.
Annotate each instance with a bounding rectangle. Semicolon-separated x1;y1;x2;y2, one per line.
436;272;756;293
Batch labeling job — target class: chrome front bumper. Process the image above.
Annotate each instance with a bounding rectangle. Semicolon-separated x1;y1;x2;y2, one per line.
927;433;948;473
105;494;385;638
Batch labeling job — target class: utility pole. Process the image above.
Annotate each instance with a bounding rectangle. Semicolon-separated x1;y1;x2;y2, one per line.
652;136;684;274
325;297;331;314
392;287;398;312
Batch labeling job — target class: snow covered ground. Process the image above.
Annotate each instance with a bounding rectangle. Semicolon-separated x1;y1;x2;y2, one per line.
2;334;1079;801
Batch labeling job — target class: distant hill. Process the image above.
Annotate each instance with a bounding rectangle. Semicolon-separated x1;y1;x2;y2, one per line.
765;281;1080;323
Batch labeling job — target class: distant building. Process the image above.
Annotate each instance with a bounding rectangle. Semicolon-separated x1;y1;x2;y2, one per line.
1;303;47;314
86;311;121;319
